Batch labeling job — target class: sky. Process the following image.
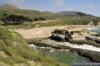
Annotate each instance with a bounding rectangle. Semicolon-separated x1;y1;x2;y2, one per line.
0;0;100;16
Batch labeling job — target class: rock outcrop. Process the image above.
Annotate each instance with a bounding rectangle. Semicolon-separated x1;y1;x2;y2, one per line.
50;29;98;43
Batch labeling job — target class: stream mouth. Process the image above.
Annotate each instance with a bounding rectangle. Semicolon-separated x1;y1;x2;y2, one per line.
27;27;100;65
29;44;92;65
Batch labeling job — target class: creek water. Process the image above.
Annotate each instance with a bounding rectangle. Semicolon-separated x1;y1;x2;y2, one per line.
29;44;91;65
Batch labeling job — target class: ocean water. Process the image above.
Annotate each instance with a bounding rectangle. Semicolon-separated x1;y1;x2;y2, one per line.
86;27;100;34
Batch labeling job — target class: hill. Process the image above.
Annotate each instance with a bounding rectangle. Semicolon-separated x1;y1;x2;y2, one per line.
0;4;99;27
0;4;56;21
56;11;94;17
0;4;94;21
0;4;18;10
0;26;66;66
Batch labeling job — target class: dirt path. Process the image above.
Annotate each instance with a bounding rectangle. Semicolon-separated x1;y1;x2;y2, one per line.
15;25;92;39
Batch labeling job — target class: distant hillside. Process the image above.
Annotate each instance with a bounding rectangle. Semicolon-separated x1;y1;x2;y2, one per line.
0;4;94;21
0;4;56;20
0;4;18;10
56;11;94;17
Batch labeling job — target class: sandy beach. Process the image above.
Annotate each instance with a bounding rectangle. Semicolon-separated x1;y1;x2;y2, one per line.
15;25;93;39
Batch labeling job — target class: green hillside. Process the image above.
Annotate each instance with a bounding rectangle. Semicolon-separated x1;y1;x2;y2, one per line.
56;11;93;17
0;4;94;21
0;4;99;28
0;4;57;21
0;26;66;66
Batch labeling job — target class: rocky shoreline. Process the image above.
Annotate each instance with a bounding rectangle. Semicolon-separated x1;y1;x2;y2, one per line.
28;39;100;63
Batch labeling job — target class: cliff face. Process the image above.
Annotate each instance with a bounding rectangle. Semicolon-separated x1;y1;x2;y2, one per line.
0;26;65;66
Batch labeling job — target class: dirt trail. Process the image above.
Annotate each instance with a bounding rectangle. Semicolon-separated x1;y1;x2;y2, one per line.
15;25;91;39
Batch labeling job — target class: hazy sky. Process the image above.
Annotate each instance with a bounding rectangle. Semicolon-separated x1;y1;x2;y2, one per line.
0;0;100;16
